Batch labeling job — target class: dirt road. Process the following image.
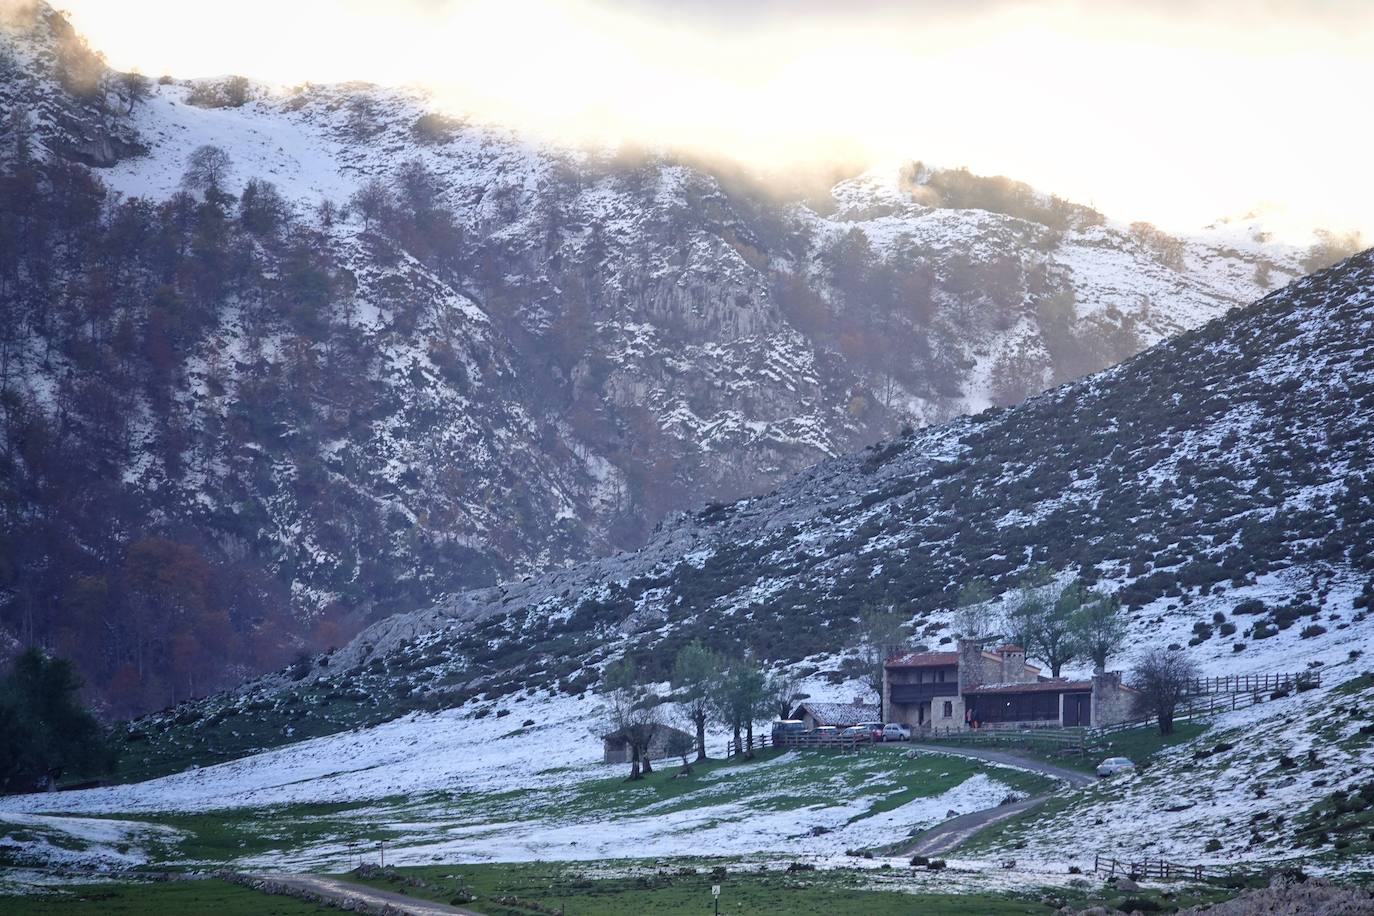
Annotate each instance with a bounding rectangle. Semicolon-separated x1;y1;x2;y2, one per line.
244;872;484;915
899;745;1094;857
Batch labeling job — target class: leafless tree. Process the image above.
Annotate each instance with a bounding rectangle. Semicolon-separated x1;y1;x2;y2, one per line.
663;730;694;775
764;670;804;722
350;178;392;231
118;71;150;113
953;580;1000;642
181;145;232;195
602;658;663;780
1131;649;1199;735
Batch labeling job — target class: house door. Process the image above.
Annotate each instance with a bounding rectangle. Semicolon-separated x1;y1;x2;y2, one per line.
1063;693;1089;726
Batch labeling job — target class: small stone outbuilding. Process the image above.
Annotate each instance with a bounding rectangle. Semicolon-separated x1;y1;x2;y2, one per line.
601;723;694;764
789;701;880;730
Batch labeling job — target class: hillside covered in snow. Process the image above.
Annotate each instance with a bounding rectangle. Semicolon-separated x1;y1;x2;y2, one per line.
117;243;1374;786
0;2;1364;715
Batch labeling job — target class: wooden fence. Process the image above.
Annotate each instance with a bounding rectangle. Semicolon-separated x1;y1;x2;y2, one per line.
1093;852;1214;881
1182;671;1319;696
729;732;877;756
1091;672;1316;737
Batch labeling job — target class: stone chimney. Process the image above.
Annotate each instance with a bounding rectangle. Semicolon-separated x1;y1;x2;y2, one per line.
957;639;987;690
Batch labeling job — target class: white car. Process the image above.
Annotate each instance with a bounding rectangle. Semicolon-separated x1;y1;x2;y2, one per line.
882;723;912;742
1096;756;1137;777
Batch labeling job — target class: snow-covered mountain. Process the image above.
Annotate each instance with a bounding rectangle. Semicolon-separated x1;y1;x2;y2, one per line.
118;245;1374;784
0;3;1354;713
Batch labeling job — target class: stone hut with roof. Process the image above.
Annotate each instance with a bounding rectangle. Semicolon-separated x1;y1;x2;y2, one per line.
789;700;881;731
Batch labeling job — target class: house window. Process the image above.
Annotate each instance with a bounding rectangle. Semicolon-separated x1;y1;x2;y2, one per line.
936;669;945;682
943;701;953;718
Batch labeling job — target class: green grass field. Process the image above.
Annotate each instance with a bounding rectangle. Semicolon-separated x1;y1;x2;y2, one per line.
0;879;335;915
0;865;1249;916
338;859;1242;915
923;722;1210;775
342;860;1055;915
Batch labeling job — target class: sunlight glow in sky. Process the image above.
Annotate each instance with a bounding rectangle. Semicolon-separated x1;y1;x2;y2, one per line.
52;0;1374;238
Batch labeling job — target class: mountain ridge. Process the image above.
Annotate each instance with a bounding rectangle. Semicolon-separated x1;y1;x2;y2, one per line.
1;2;1361;716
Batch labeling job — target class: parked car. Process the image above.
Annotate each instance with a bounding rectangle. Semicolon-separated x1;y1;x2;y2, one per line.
839;725;873;741
1096;756;1137;777
858;721;885;741
882;723;912;742
771;719;805;738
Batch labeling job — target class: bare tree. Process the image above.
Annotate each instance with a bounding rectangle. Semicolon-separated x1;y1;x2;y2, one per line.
1131;649;1199;735
663;730;694;775
602;658;662;780
764;669;804;722
118;71;150;113
953;579;999;641
1000;583;1044;654
181;145;232;195
350;178;393;231
1070;590;1127;672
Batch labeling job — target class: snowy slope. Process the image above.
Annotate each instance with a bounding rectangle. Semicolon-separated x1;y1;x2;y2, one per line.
99;247;1374;796
980;667;1374;876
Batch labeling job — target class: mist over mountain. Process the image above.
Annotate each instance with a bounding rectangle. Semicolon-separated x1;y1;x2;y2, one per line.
0;2;1359;716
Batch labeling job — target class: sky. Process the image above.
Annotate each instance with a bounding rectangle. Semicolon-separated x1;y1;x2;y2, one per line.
49;0;1374;239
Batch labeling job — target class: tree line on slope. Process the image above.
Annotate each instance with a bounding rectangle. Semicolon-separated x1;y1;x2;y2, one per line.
0;133;460;716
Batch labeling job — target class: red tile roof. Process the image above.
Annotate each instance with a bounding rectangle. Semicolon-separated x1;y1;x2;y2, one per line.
884;651;959;668
994;644;1025;653
964;680;1093;695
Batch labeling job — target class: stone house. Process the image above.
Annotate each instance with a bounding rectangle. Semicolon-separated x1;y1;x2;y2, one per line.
883;640;1136;730
601;723;695;764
